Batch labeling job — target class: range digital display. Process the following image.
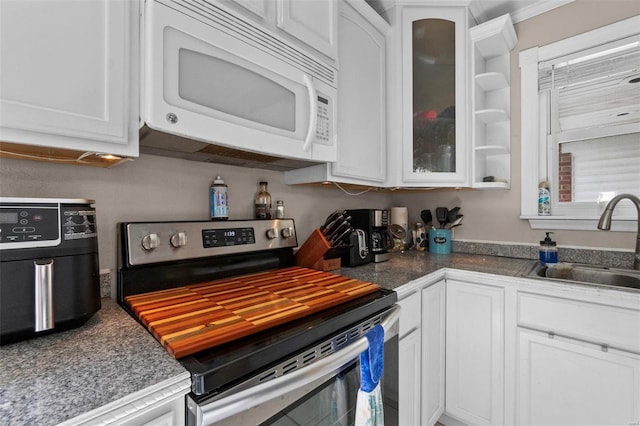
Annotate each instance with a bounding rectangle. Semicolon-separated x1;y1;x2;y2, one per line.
202;227;255;248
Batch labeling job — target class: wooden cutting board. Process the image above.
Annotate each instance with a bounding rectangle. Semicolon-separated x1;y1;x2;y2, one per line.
125;266;380;359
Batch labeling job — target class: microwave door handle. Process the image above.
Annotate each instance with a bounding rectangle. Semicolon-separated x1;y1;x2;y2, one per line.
302;74;317;152
196;305;400;426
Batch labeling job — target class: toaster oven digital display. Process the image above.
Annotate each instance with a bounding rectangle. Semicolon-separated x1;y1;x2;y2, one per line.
0;212;18;224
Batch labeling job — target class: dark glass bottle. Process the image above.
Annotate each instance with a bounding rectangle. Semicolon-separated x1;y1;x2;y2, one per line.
254;181;271;219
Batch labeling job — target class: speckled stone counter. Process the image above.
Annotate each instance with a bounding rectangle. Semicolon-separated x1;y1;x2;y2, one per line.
337;250;537;290
0;250;629;425
0;298;187;426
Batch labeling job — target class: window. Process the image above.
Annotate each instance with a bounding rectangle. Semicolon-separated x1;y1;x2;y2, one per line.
519;16;640;231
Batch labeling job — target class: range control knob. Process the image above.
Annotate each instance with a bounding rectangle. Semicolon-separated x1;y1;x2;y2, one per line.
170;232;187;248
266;228;277;240
141;233;160;251
281;227;293;239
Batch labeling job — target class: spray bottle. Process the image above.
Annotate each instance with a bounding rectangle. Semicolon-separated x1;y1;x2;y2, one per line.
210;176;228;220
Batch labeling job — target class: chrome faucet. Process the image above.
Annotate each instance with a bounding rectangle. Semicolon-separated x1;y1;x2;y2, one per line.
597;193;640;270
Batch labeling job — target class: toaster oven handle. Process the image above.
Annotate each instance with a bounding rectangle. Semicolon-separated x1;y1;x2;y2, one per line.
193;304;400;426
34;259;54;332
302;74;317;152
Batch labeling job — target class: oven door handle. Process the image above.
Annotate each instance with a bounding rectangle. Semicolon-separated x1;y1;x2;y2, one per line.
193;304;400;426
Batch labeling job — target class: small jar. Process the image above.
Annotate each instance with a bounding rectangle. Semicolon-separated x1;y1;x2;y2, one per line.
275;200;285;219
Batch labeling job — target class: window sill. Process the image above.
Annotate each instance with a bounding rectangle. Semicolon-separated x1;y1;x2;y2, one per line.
521;216;637;232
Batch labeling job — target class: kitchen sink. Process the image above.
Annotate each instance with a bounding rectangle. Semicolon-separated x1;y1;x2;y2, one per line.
526;262;640;290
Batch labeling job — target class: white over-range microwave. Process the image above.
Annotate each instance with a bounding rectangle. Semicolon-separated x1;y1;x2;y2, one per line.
141;0;338;164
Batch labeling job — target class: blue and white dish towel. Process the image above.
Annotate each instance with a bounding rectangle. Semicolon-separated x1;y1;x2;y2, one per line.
355;324;384;426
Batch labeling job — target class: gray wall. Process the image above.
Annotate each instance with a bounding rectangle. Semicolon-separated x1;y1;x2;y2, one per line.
0;154;392;284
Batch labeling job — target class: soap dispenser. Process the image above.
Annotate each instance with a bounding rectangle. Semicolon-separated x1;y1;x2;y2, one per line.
539;232;558;264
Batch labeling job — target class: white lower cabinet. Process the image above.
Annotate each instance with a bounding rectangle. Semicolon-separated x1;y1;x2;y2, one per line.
516;327;640;426
515;287;640;426
397;290;423;426
60;375;191;426
397;271;640;426
399;327;422;426
422;281;446;426
445;279;505;426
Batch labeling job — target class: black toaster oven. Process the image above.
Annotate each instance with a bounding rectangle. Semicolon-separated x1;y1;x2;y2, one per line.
0;198;101;344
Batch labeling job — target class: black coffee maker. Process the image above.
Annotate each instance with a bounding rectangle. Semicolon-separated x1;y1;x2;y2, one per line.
346;209;393;263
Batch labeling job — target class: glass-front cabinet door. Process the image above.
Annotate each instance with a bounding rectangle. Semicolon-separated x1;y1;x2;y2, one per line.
401;7;468;186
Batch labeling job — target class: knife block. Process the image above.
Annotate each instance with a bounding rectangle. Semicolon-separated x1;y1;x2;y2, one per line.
295;229;332;269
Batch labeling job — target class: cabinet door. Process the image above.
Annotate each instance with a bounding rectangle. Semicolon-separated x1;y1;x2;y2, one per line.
399;328;421;426
332;0;387;183
446;280;504;426
401;7;468;186
227;0;271;20
422;281;445;426
276;0;337;60
517;327;640;426
0;0;138;157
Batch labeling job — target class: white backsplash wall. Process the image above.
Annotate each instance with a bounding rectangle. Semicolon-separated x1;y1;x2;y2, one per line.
0;154;392;297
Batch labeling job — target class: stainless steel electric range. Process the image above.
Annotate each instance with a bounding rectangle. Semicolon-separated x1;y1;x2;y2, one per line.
117;219;399;426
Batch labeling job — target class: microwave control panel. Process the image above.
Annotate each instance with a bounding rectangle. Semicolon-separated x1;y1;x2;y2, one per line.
315;95;332;145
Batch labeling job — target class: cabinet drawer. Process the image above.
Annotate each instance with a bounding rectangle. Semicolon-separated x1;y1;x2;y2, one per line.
517;291;640;353
398;292;421;337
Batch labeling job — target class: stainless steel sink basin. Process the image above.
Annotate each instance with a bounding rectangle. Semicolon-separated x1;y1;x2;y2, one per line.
526;262;640;290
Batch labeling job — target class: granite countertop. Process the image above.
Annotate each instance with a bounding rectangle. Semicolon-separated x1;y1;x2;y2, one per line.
0;298;187;426
337;250;536;290
0;250;621;425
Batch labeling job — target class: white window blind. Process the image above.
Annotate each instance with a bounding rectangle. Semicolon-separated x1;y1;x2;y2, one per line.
539;36;640;134
561;134;640;202
538;35;640;209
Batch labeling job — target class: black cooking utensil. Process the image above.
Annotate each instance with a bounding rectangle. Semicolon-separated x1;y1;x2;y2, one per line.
447;207;460;224
436;207;449;228
420;209;432;226
448;214;464;229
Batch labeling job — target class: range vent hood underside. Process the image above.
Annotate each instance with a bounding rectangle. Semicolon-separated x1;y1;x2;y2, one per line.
139;126;319;172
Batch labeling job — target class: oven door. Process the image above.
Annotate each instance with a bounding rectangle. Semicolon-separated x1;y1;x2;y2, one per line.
187;305;400;426
143;0;337;163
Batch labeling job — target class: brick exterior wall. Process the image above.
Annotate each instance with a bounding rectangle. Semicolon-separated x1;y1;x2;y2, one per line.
558;148;573;202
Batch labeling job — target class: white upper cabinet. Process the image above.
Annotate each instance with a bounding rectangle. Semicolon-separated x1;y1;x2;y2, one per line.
277;0;338;61
284;0;389;185
227;0;271;21
385;5;470;187
0;0;139;158
225;0;338;62
470;14;517;189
